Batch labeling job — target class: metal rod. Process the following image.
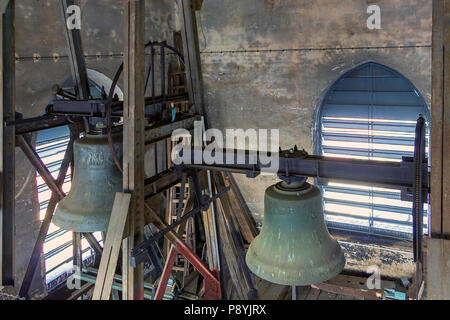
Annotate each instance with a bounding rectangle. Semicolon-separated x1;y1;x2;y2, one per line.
19;132;76;298
131;185;230;267
17;135;66;200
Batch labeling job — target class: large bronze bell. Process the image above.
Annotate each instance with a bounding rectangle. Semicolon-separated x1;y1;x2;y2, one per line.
246;179;345;286
53;131;123;232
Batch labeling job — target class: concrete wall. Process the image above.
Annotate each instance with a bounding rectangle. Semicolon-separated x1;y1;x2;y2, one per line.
198;0;432;223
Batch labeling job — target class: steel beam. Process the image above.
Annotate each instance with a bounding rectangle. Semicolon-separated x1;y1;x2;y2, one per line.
59;0;90;100
1;0;14;286
177;149;429;194
178;0;205;115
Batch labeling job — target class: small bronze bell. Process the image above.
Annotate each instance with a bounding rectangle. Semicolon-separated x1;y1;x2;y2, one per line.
53;131;123;232
246;179;345;286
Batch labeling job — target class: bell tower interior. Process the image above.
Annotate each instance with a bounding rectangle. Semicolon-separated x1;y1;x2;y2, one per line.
0;0;449;306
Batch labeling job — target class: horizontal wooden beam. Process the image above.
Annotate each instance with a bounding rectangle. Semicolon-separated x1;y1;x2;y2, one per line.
144;169;183;201
144;114;198;147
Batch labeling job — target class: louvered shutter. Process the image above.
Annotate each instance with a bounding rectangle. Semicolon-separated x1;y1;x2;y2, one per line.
316;62;430;240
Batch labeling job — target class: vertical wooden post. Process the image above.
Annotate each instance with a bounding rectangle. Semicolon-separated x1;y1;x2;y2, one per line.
178;0;205;116
1;0;15;286
431;0;450;238
122;0;146;300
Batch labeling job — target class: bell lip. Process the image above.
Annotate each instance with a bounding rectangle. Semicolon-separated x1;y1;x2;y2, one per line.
246;251;346;286
52;215;108;233
53;206;110;233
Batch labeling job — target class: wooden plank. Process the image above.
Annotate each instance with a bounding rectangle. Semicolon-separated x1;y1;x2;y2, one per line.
442;1;450;236
431;0;450;237
426;238;450;299
178;0;205;115
222;173;258;243
431;0;443;237
92;192;131;300
214;172;258;300
122;0;146;300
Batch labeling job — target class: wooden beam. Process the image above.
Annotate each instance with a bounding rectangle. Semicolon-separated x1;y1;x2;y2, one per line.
144;114;198;147
178;0;205;115
60;0;90;100
1;0;14;286
144;169;183;201
194;0;203;11
222;173;258;243
426;238;450;299
431;0;450;237
122;0;146;300
92;192;131;300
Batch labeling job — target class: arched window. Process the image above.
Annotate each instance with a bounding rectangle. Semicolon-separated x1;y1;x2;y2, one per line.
314;62;430;240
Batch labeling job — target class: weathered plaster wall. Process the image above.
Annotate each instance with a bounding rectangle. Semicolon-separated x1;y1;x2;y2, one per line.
13;0;176;297
198;0;432;223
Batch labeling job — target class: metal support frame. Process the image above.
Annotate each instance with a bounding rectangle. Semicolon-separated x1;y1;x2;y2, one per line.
131;175;230;267
154;240;221;300
140;169;222;300
1;0;14;287
178;0;205;115
176;137;429;197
